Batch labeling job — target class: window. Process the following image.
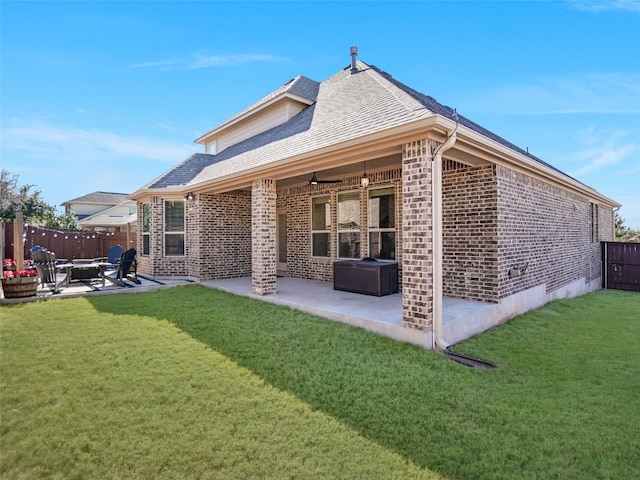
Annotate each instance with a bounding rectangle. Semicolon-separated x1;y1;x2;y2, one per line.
337;192;360;258
590;202;599;243
142;203;150;255
164;200;185;256
368;187;396;259
311;196;330;257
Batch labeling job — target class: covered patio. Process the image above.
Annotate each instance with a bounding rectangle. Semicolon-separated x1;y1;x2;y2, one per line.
203;276;501;348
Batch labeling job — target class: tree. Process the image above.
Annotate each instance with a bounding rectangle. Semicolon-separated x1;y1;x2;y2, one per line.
615;212;640;241
0;169;78;228
43;210;80;230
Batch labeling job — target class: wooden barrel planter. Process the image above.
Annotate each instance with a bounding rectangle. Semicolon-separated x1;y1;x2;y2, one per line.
1;276;39;298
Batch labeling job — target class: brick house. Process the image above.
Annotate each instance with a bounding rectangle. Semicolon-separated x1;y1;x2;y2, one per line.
130;49;619;348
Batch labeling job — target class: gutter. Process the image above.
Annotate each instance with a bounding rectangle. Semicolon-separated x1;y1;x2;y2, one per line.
432;127;458;350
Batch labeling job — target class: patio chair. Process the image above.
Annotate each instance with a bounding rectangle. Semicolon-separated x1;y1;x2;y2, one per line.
32;248;58;290
30;245;45;255
104;244;123;270
116;248;140;284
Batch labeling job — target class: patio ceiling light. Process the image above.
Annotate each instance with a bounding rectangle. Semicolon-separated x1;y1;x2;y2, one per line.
361;162;369;188
185;192;195;201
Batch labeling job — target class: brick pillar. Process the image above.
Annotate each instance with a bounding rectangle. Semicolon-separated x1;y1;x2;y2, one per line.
401;139;435;330
252;179;277;295
186;197;200;278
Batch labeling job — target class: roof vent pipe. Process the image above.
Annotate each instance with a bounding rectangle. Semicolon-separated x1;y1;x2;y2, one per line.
350;46;358;73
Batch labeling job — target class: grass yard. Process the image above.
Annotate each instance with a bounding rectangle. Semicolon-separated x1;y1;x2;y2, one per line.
1;287;639;479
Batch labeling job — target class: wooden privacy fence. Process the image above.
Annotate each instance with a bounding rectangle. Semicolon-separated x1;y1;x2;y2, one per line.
602;241;640;292
1;222;137;262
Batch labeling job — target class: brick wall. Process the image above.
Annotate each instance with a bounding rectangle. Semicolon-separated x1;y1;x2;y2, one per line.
188;191;252;280
496;165;613;298
442;164;499;302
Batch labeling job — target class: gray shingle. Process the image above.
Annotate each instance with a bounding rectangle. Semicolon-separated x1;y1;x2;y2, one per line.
149;153;218;188
63;191;130;205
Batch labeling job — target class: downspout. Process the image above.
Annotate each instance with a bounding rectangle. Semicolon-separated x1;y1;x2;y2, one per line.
432;126;457;351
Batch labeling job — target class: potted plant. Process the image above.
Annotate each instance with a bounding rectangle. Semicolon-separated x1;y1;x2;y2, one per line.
2;259;39;298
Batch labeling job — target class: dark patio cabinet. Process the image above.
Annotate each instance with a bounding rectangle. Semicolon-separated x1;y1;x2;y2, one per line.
333;259;399;296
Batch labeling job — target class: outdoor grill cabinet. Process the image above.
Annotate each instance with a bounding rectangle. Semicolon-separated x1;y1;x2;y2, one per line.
333;259;399;296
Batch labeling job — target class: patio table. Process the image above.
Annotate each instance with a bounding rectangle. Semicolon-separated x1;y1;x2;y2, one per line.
56;262;126;289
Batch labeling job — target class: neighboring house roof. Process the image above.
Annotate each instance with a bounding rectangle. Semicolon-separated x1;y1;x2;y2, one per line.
134;59;618;206
79;203;137;228
62;191;131;207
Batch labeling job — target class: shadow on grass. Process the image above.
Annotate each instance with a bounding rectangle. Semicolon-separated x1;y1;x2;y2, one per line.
88;285;640;480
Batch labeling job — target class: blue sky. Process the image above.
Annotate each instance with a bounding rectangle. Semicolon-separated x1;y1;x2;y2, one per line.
2;0;639;227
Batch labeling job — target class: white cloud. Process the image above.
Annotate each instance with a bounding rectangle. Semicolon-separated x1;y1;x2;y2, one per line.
188;53;287;69
1;118;195;164
566;0;640;13
1;118;199;206
459;73;640;115
126;52;288;70
570;143;637;176
565;126;639;176
127;59;180;70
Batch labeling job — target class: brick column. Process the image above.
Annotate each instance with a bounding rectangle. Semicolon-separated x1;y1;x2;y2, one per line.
185;197;200;278
252;179;277;295
401;139;435;330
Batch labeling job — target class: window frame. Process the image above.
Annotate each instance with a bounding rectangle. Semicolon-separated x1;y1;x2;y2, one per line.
163;199;185;257
337;191;361;259
310;195;331;258
590;202;599;243
141;203;150;256
367;186;396;260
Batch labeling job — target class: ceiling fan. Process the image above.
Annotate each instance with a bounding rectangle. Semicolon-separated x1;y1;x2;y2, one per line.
309;172;342;185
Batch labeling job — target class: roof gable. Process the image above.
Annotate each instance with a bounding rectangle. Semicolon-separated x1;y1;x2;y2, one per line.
194;75;320;151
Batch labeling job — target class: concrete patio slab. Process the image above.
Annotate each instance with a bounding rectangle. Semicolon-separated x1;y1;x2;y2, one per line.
201;276;495;348
0;273;195;304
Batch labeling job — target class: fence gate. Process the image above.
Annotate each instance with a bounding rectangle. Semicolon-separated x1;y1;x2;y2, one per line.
602;241;640;292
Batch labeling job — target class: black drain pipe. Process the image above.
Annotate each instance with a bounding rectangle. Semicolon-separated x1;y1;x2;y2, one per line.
444;347;497;369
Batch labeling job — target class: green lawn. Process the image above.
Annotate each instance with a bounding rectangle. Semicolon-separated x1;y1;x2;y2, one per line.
1;287;638;479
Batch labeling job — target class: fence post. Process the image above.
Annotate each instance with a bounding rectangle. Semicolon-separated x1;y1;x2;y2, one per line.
0;221;5;264
14;212;24;267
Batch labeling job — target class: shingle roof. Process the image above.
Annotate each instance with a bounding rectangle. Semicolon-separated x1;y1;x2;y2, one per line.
148;153;219;189
80;211;137;227
368;65;568;177
144;60;575;190
62;191;131;205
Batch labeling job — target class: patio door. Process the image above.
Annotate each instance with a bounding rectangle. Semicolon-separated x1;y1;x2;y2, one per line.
277;210;288;273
